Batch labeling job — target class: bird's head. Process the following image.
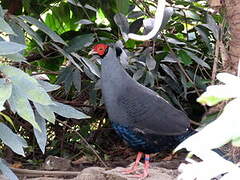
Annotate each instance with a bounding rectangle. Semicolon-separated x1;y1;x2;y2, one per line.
89;43;123;58
89;44;109;57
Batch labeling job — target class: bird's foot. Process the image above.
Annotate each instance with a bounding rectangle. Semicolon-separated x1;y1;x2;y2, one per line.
121;167;139;174
128;169;149;180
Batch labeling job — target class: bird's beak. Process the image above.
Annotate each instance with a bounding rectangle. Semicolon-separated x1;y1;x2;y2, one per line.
88;49;97;55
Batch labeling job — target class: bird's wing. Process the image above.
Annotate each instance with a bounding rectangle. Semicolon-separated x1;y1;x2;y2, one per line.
116;82;190;135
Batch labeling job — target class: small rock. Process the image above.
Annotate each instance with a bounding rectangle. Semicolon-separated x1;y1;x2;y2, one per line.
43;156;72;171
73;167;106;180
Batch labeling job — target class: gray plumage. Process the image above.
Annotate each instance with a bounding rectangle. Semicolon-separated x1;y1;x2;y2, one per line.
101;47;190;136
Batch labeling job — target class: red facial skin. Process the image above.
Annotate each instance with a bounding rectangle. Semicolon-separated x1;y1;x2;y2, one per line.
92;44;109;56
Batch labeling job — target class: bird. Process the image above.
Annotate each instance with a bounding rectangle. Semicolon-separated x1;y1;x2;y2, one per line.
89;44;195;179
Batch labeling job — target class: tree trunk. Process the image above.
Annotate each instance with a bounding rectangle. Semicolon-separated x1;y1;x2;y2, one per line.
225;0;240;74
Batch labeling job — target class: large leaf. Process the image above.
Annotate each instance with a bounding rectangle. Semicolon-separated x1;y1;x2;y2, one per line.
72;53;100;78
0;122;27;156
34;102;55;123
19;16;66;45
8;21;25;47
33;111;47;154
0;79;12;107
0;17;15;34
0;41;26;55
50;102;90;119
7;85;40;130
65;34;94;53
37;80;61;92
14;17;43;49
0;159;18;180
0;65;53;105
114;13;129;41
2;53;26;62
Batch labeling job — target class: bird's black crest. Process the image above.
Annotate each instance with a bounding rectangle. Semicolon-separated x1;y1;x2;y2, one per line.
115;47;122;57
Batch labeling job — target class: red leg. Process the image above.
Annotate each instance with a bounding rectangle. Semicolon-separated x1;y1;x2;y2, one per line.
130;154;150;179
121;152;143;174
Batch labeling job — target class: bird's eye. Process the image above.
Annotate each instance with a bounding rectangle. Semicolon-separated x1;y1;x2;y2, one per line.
99;48;103;51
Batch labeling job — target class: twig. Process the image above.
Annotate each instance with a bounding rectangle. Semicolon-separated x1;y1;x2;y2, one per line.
56;119;108;168
211;40;220;84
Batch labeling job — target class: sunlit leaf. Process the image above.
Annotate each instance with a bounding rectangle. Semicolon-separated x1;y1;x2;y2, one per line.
33;111;47;153
37;80;60;92
0;65;53;105
0;112;15;129
0;41;26;55
34;102;55;123
50;101;90;119
160;64;177;82
0;79;12;106
8;85;40;130
2;53;26;62
0;17;15;34
0;122;27;156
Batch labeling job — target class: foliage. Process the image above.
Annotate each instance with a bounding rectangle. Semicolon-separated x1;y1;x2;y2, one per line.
0;0;223;179
175;73;240;179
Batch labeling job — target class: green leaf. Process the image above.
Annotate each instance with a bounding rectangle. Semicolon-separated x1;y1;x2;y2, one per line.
50;101;90;119
19;16;66;45
116;0;129;15
65;34;94;53
0;65;54;105
2;53;26;62
197;95;228;106
0;122;27;156
8;85;40;130
0;41;26;55
114;13;129;41
0;159;18;180
186;51;210;69
0;79;12;106
160;7;174;30
33;111;47;154
34;102;55;123
178;50;192;65
84;4;97;12
14;17;43;49
0;17;15;34
0;112;15;129
232;137;240;147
